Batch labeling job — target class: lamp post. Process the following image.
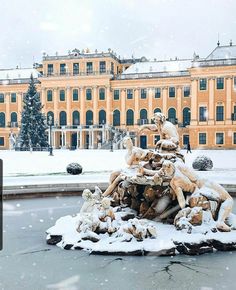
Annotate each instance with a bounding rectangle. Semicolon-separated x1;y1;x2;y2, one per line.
48;115;53;156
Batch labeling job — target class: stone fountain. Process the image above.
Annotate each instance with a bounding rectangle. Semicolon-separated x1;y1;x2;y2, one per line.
46;113;236;255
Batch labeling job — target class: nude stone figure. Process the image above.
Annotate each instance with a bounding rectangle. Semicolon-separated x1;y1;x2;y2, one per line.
139;112;179;150
139;159;234;231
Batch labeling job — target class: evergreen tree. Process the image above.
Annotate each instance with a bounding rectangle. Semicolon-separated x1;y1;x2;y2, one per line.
19;74;48;149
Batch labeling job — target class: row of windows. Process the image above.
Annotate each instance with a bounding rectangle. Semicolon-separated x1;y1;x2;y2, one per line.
47;88;106;102
0;93;17;103
48;61;114;76
0;112;17;127
197;132;236;145
199;105;236;121
45;107;191;127
46;86;191;102
199;77;236;90
0;107;190;128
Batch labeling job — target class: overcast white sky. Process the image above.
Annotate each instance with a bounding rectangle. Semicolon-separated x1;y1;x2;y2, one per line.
1;0;236;68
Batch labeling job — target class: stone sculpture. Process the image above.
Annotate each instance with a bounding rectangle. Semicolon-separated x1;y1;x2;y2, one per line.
47;112;236;255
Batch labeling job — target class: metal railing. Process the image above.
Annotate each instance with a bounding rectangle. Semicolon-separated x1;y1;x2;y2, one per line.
41;70;114;78
192;58;236;68
7;122;18;128
114;70;190;80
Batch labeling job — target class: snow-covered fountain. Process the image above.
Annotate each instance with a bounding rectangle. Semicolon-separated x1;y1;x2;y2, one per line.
46;113;236;255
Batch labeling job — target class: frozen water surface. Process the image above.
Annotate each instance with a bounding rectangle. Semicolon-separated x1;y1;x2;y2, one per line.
1;196;236;290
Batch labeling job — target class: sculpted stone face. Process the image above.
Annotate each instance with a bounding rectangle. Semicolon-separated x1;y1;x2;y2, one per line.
152;112;165;125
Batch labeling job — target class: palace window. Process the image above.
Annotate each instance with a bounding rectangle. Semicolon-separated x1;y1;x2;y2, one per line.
73;63;79;75
47;64;53;75
47;111;54;126
86;88;92;100
199;106;207;121
127;89;133;99
232;106;236;121
0;94;4;103
140;88;147;99
216;105;224;121
99;88;105;100
155;88;161;98
0;112;6;127
99;110;106;124
86;62;93;74
199;78;207;90
154;108;161;114
11;112;17;123
86;110;93;125
233;132;236;144
113;110;120;126
199;133;206;145
183;107;191;126
183;135;189;146
184;86;190;97
59;90;65;101
111;62;114;74
73;89;78;101
216;133;224;145
11;93;16;103
169;87;175;98
60;64;66;75
59;111;67;126
0;137;4;146
47;90;53;102
114;89;119;100
234;77;236;90
72;111;80;125
99;61;106;74
217;77;224;90
168;108;177;124
126;109;134;126
140;109;147;121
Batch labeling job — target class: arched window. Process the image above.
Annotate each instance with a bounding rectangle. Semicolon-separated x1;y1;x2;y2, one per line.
99;88;105;100
47;111;54;125
126;109;134;125
86;110;93;125
72;111;80;125
59;90;65;101
99;110;106;124
154;108;162;114
183;107;191;127
11;112;17;123
86;88;92;100
59;111;67;126
0;112;5;127
113;110;120;126
168;108;176;124
47;90;53;102
140;109;147;120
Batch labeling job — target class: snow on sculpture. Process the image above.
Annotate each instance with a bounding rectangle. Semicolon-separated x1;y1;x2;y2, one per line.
139;112;179;151
47;113;236;256
9;132;16;150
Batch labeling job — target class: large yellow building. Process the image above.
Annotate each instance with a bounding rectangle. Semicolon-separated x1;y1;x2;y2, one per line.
0;43;236;150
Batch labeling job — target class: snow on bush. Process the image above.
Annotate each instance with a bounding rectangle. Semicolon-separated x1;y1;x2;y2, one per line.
192;155;213;171
66;163;83;175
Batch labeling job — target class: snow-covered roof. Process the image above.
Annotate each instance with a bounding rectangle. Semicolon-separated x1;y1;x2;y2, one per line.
122;59;192;75
0;68;41;80
206;45;236;60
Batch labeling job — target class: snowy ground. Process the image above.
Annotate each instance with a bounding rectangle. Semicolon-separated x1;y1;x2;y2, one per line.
1;149;236;185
